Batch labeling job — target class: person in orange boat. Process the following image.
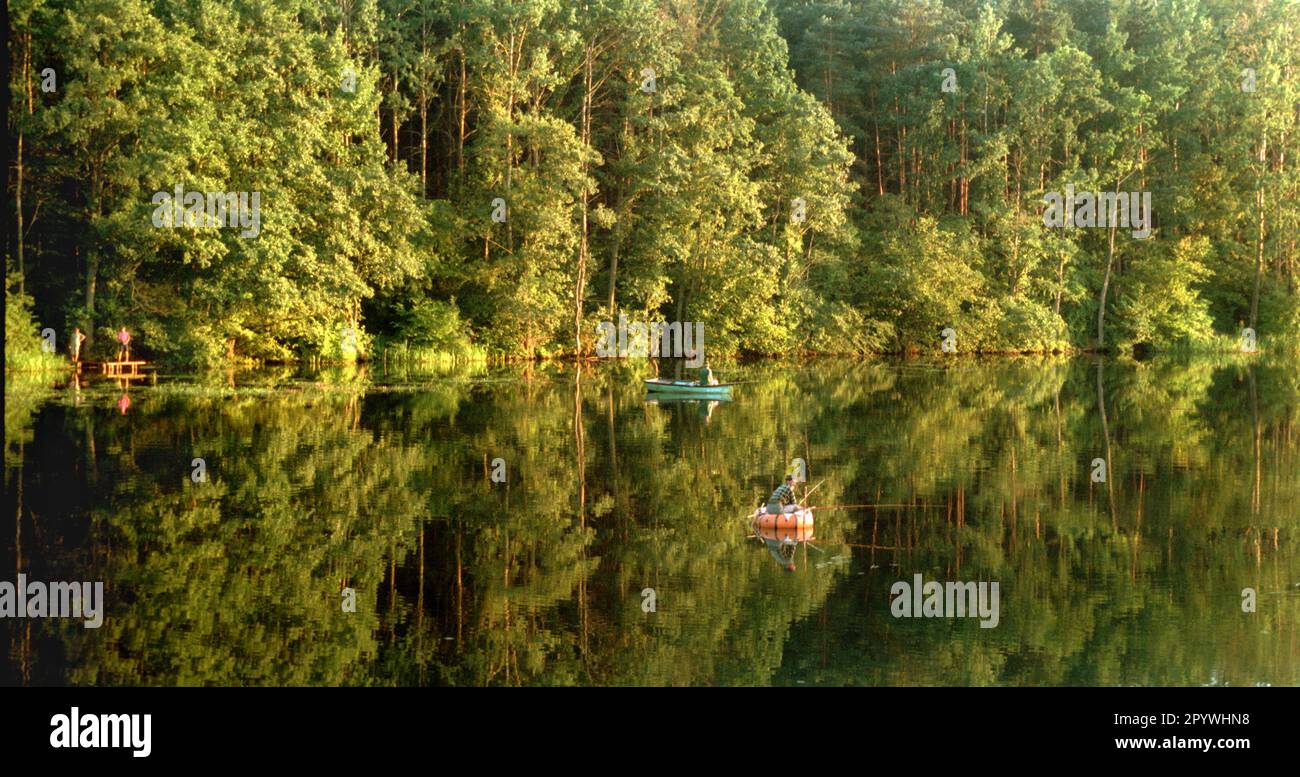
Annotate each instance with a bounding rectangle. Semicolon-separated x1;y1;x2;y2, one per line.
763;474;799;514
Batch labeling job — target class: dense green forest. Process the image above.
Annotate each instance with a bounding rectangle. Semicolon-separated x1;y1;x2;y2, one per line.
6;0;1299;368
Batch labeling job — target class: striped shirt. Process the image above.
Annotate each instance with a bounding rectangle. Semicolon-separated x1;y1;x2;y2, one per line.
769;483;795;505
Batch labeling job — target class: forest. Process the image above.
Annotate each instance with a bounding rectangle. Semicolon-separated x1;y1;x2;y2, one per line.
6;0;1300;368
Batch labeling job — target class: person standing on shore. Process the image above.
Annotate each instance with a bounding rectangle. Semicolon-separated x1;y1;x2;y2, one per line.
71;327;87;363
116;326;131;362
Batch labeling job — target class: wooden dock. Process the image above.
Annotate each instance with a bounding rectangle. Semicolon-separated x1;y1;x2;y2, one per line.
85;360;149;378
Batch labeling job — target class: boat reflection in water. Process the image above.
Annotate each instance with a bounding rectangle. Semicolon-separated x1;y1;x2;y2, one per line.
749;507;814;572
643;396;725;422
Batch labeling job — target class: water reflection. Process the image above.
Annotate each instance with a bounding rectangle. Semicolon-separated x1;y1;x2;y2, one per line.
644;396;725;423
3;355;1297;686
755;523;815;572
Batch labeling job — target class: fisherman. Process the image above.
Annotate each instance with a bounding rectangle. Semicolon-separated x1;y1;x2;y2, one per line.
763;474;799;514
697;360;717;386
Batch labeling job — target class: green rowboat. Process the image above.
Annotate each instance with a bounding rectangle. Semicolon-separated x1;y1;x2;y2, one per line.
643;378;735;398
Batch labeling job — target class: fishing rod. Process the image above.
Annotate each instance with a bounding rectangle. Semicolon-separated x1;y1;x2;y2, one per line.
800;478;827;505
815;503;942;510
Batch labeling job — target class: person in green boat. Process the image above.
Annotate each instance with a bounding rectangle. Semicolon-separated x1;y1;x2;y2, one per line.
697;361;717;386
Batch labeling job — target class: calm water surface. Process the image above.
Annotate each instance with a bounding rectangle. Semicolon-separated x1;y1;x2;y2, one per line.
4;355;1297;686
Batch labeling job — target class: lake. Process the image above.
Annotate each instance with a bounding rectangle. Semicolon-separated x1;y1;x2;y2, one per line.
3;355;1297;686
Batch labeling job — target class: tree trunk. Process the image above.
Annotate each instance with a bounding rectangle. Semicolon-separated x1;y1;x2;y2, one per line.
15;34;31;296
420;97;428;196
391;85;399;166
607;238;620;319
1250;134;1267;331
505;31;516;254
84;170;103;345
1055;252;1066;317
457;46;467;174
575;47;593;354
16;130;25;297
419;17;431;196
1097;216;1118;348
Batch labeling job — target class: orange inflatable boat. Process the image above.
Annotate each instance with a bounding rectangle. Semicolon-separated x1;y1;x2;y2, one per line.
750;506;814;531
755;523;814;543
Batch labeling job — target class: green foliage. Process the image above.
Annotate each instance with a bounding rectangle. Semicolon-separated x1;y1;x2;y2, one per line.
774;0;1299;354
992;296;1071;353
803;302;895;355
4;273;66;372
8;0;1300;362
1113;236;1216;350
385;297;485;361
863;216;985;352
